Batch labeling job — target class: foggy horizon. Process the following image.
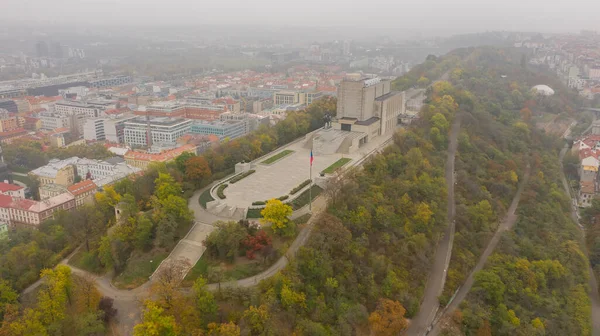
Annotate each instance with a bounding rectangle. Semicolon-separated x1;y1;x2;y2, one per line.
3;0;600;37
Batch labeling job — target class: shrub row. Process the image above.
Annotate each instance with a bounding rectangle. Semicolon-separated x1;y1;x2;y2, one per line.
290;179;311;195
230;170;256;184
217;184;228;199
251;195;290;206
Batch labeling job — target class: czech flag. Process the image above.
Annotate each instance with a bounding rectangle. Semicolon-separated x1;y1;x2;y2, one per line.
310;150;314;166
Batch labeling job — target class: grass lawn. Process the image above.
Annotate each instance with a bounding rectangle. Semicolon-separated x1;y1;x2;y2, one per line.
291;185;323;210
321;158;352;174
181;258;209;287
246;208;263;219
261;150;294;165
68;249;106;275
113;249;169;289
11;173;33;186
10;166;29;174
199;188;214;209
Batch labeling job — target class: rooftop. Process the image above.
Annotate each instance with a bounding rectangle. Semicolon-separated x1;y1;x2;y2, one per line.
125;144;197;162
67;180;97;196
126;117;191;127
375;91;401;101
355;117;380;126
0;182;24;193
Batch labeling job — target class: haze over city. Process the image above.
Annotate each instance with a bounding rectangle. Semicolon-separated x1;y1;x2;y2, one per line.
2;0;600;35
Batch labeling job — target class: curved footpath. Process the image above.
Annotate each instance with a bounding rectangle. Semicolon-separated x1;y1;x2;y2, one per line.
428;163;530;335
406;115;461;336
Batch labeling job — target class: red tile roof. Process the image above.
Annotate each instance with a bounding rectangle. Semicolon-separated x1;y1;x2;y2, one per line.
0;182;24;193
9;198;38;211
125;144;197;162
0;194;13;208
67;180;97;196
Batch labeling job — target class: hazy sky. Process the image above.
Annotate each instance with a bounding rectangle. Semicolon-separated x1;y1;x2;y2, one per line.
3;0;599;36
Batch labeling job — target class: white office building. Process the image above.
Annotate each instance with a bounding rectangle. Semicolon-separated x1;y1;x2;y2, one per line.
83;113;137;143
123;117;192;147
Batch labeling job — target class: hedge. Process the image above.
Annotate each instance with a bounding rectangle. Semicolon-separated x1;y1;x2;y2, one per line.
217;184;228;199
230;170;256;184
290;179;312;195
252;201;266;206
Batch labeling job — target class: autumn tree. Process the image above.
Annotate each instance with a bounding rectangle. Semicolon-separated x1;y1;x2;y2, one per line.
36;265;72;327
242;230;272;259
134;301;181;336
185;156;212;186
241;305;269;336
261;199;293;234
368;299;408;336
207;322;241;336
72;275;102;313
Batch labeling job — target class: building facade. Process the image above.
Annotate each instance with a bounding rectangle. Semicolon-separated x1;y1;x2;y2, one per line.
67;180;97;207
190;120;247;140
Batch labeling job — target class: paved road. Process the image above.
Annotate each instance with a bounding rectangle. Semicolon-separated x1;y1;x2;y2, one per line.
406;115;461;336
428;163;531;335
558;145;600;336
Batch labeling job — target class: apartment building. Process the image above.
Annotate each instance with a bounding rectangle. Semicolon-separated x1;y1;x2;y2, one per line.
54;100;107;118
38;111;71;130
8;193;75;228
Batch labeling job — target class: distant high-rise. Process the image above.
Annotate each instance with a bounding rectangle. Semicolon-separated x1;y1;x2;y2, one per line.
35;41;49;58
51;42;63;58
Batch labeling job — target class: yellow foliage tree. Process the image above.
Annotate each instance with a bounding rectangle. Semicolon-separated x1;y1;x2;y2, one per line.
260;199;292;233
37;265;72;326
368;299;408;336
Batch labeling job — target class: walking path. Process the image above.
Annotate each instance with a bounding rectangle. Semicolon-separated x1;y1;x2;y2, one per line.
406;115;461;336
428;163;531;335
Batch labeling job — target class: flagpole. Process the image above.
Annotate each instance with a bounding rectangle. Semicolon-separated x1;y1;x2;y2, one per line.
309;146;313;213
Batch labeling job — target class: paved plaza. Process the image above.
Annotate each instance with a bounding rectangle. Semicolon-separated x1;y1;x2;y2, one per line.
221;128;397;209
225;143;343;208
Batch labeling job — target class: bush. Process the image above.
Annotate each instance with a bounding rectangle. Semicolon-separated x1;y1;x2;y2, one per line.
290;179;312;195
217;184;228;199
230;170;256;184
252;201;266;206
278;195;289;201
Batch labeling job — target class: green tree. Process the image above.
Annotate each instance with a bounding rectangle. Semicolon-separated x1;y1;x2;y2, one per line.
0;280;17;320
473;270;505;305
204;221;248;262
154;173;182;200
194;277;218;326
